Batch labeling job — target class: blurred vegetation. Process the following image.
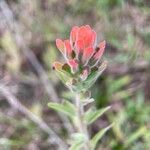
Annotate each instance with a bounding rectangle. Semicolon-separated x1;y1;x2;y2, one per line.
0;0;150;150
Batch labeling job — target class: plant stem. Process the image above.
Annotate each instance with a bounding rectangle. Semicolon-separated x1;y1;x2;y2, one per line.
75;93;91;150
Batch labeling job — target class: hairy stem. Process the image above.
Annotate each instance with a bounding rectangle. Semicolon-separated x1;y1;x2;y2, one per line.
75;93;91;150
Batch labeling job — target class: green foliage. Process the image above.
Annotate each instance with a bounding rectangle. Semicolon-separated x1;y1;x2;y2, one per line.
84;106;111;125
107;75;132;101
73;61;107;92
97;0;124;10
90;124;113;149
108;76;131;94
69;133;86;150
125;127;147;148
69;141;83;150
48;101;76;119
126;92;150;124
0;138;24;150
107;91;150;150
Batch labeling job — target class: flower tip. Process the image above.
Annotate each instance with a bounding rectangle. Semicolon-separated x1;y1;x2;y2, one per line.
102;40;106;46
103;60;108;66
85;25;91;29
98;60;108;71
70;26;79;44
56;39;65;54
52;62;63;70
99;40;106;49
56;38;63;45
93;40;106;60
64;40;72;56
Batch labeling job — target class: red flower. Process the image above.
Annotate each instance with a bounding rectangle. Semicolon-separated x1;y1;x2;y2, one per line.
54;25;106;81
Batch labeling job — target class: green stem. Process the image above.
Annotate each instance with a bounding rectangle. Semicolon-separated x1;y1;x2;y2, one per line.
75;93;91;150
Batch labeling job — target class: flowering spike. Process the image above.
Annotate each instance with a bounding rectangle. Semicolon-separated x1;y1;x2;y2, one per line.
54;25;106;91
52;25;110;150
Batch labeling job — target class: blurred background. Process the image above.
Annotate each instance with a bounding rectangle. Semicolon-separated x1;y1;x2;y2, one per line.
0;0;150;150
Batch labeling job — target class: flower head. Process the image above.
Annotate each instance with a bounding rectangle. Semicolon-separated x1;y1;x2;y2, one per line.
53;25;107;92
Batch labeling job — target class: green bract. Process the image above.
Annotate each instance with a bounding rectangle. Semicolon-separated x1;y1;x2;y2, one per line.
54;61;107;92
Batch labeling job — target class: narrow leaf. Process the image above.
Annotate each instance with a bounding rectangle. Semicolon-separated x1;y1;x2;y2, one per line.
55;69;72;85
71;133;86;142
64;100;75;112
82;98;94;106
108;75;131;94
69;133;86;150
48;101;76;119
125;126;147;148
90;124;113;149
84;106;111;125
69;142;83;150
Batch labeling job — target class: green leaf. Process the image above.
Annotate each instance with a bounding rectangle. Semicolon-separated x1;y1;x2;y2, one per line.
125;126;147;148
90;124;113;149
62;91;75;100
48;101;76;119
83;61;107;89
108;75;131;95
69;133;86;150
55;69;72;85
82;98;94;106
69;142;83;150
84;106;111;125
71;133;86;142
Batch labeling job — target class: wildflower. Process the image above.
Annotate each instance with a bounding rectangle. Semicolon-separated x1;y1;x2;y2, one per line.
49;25;111;150
53;25;107;92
